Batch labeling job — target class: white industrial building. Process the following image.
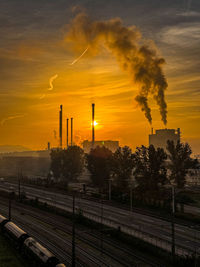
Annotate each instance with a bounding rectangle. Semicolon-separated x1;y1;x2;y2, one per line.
149;128;181;151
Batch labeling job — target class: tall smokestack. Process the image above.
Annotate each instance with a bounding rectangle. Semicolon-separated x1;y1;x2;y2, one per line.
66;118;69;148
47;142;50;150
59;105;63;148
71;117;73;146
92;103;95;147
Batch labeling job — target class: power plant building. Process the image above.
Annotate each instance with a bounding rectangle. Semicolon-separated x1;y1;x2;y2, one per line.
149;128;181;150
83;140;119;153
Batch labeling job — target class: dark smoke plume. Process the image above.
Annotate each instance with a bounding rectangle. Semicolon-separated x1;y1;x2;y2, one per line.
66;13;168;124
135;95;152;124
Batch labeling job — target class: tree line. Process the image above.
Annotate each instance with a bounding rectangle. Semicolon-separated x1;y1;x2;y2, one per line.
50;141;198;206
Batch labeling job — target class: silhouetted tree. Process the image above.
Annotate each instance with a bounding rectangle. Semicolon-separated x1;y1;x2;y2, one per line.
62;146;85;182
87;146;113;188
133;145;167;202
112;146;135;192
166;140;198;189
50;146;85;183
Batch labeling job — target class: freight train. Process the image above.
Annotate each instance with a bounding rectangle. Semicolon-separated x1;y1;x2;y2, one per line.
0;214;66;267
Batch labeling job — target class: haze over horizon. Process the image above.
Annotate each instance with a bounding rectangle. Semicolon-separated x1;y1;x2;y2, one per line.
0;0;199;154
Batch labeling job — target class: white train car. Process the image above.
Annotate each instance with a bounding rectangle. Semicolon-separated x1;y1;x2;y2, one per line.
23;237;60;267
4;221;29;248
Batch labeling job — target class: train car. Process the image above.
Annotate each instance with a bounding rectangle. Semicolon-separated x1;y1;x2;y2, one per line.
4;221;29;248
1;215;66;267
23;237;60;267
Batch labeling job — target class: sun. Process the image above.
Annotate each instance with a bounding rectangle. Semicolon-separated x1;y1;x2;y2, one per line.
91;121;98;126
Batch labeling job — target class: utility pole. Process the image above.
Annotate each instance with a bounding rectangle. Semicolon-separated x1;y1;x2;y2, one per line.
8;198;11;220
193;227;197;267
108;179;112;201
130;186;133;212
71;118;73;146
171;186;175;264
92;103;95;148
8;191;11;220
66;118;69;148
100;197;103;255
72;194;76;267
18;171;21;200
59;105;63;148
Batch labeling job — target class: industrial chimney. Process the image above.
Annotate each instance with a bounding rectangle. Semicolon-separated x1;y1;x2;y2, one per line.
92;103;95;147
71;117;73;146
66;118;69;148
47;142;51;150
59;105;63;148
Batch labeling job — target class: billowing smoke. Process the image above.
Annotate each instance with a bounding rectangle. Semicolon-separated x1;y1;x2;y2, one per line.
53;130;57;140
135;95;152;124
66;13;168;124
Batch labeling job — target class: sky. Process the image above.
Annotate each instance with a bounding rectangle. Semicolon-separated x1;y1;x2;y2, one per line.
0;0;199;153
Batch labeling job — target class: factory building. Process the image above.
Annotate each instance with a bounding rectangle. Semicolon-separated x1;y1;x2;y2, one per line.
81;103;119;153
186;169;200;186
149;128;181;151
82;140;119;153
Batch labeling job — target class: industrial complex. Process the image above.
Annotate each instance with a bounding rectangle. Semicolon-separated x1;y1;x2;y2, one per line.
149;128;181;151
0;104;199;185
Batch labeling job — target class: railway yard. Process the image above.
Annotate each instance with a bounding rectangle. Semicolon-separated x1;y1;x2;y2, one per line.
0;181;200;266
0;196;164;267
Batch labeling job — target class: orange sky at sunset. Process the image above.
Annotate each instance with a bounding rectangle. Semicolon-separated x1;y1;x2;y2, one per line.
0;0;199;154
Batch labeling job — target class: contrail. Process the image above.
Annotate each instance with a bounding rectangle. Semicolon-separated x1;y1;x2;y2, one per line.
1;114;25;126
70;46;89;65
48;74;58;91
39;94;46;99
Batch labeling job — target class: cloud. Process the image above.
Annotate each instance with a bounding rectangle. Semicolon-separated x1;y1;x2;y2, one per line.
177;11;200;17
1;114;26;126
161;23;200;47
39;94;46;100
48;74;58;91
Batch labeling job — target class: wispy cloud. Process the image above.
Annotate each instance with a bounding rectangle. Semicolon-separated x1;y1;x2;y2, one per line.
39;94;46;100
161;23;200;47
39;74;58;99
1;114;26;126
48;74;58;91
177;11;200;17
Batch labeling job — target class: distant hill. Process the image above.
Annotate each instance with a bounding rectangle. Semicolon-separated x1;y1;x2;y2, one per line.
0;145;31;153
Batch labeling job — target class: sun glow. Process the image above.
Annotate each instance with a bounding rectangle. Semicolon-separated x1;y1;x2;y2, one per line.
91;121;98;126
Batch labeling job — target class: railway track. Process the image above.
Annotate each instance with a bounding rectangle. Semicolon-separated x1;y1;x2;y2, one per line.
0;181;197;228
0;198;165;267
0;185;198;257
